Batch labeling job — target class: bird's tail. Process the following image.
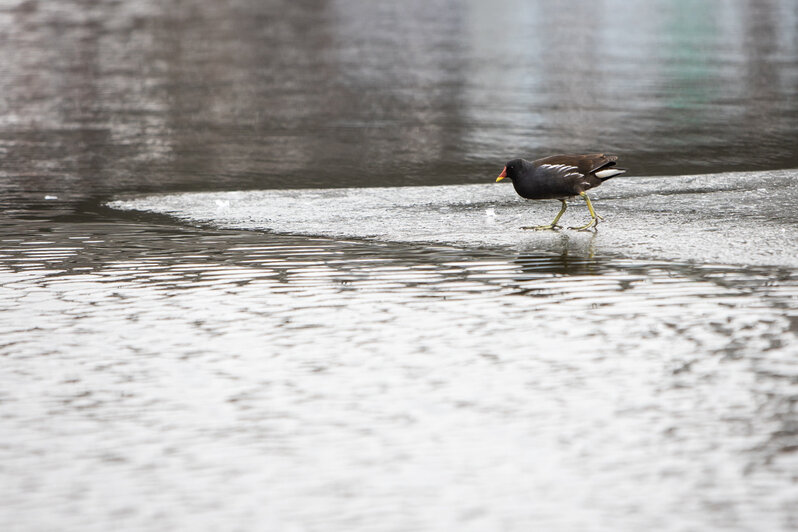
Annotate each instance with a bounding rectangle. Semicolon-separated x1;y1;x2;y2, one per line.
594;168;626;181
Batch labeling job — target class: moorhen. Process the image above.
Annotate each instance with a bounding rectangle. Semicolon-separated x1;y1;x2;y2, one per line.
496;153;626;231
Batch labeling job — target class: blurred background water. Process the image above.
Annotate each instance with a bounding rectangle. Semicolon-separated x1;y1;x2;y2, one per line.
2;1;798;531
2;0;798;199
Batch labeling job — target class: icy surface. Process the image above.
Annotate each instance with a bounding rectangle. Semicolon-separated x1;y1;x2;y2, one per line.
110;169;798;267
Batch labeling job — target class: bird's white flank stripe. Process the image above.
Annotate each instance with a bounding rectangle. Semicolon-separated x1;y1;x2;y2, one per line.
595;168;626;179
540;164;579;173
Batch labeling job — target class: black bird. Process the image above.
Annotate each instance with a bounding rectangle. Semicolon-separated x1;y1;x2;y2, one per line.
495;153;626;231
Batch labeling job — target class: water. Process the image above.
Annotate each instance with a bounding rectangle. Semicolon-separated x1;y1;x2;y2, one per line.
2;1;798;530
3;222;798;531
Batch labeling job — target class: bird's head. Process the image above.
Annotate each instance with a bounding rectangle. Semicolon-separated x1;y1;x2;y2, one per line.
495;159;525;182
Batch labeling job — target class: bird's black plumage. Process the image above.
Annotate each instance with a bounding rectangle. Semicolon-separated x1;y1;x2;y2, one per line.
495;153;626;231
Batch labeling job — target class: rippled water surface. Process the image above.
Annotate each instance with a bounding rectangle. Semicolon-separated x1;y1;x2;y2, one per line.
2;220;798;531
2;0;798;530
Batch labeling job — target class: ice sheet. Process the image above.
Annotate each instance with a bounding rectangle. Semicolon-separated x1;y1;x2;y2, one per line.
109;169;798;267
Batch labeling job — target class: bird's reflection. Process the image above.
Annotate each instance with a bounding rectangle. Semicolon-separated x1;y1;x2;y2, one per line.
503;233;607;298
513;232;603;277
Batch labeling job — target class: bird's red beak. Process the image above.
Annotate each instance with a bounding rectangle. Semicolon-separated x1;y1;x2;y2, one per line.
496;167;507;182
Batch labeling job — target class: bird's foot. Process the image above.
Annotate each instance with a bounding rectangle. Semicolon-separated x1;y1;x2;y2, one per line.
568;219;599;232
522;224;562;231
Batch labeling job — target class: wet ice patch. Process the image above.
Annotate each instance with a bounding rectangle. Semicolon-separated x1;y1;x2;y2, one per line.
109;169;798;267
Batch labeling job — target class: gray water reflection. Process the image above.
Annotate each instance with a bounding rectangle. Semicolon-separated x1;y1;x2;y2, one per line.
2;0;798;200
1;221;797;531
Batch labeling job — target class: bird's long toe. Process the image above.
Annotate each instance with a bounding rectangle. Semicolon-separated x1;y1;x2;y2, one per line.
568;219;598;232
522;224;562;231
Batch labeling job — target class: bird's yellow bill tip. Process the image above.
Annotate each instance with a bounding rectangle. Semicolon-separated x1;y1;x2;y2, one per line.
495;176;505;182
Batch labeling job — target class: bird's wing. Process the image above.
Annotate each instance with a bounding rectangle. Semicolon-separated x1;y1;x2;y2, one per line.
534;163;594;194
536;153;618;175
536;163;584;180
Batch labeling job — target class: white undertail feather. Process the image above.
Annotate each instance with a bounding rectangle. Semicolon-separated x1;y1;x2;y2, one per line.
595;168;626;179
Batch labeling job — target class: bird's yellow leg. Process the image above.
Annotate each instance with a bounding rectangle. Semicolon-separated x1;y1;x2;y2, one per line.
522;200;567;231
569;192;602;231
